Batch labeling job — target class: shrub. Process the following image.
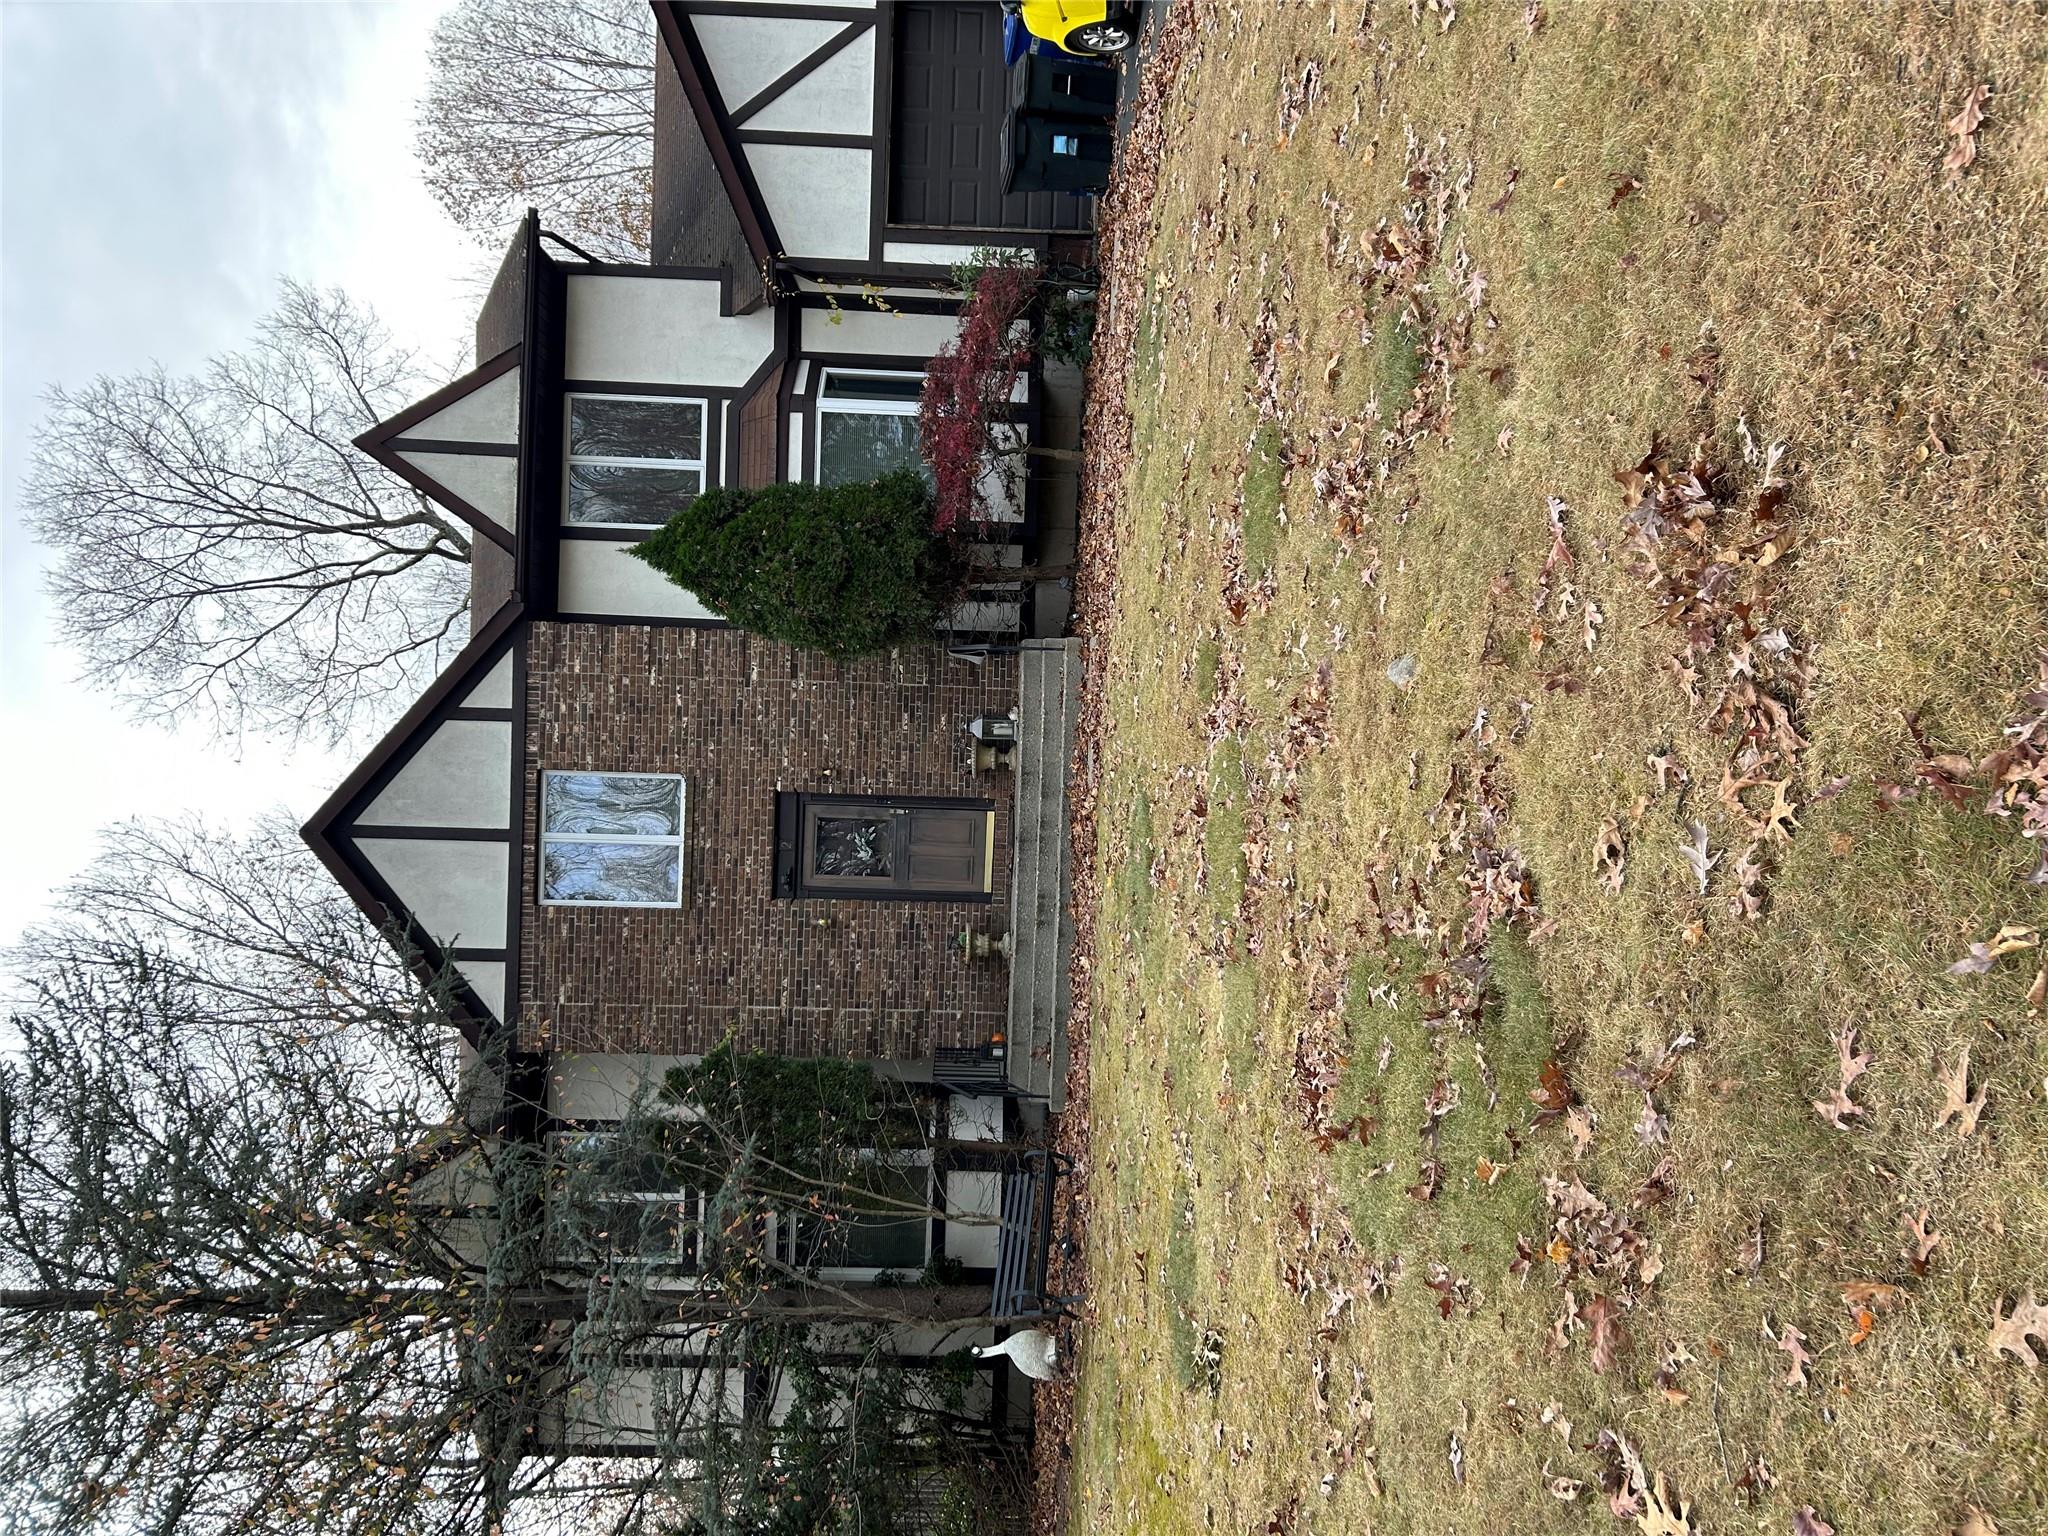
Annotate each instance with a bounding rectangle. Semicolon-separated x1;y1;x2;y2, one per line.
629;471;963;657
919;259;1039;533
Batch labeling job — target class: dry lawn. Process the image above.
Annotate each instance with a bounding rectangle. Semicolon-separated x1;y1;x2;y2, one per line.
1063;3;2048;1534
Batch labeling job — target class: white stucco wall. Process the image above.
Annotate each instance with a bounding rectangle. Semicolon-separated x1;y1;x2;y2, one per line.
556;540;721;621
359;718;512;829
800;305;962;358
746;27;874;135
547;1053;702;1122
749;143;871;262
456;960;505;1020
694;13;844;109
408;366;520;443
354;837;508;950
396;450;517;531
564;275;775;388
462;651;515;710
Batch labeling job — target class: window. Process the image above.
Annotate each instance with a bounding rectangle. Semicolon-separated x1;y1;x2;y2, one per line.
565;394;706;527
773;794;994;901
547;1131;704;1275
774;1157;933;1277
813;369;925;487
540;772;687;907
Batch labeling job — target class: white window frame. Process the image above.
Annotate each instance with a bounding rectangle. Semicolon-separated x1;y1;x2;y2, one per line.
563;392;709;529
812;368;925;485
538;770;688;909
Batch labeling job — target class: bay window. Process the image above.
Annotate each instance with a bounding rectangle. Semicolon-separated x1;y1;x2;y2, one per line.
813;369;925;486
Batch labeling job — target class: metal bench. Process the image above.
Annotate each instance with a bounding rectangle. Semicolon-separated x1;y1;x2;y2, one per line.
991;1148;1077;1320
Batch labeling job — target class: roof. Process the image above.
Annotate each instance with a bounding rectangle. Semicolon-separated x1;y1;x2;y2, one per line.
652;17;765;313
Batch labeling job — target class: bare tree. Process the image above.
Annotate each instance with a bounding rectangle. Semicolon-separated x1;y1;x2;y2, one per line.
417;0;656;261
0;820;1020;1536
23;283;473;750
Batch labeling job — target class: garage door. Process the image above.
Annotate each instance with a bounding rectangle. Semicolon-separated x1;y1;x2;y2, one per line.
888;2;1093;234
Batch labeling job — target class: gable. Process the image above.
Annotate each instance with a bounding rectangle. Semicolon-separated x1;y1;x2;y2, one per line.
355;346;524;553
302;606;525;1044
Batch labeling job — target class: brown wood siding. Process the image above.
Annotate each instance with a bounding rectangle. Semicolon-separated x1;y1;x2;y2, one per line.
736;361;785;487
517;622;1018;1059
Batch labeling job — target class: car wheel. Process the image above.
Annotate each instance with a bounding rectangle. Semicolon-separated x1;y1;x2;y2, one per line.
1071;20;1133;52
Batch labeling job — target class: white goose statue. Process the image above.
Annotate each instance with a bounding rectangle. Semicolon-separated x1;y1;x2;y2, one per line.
972;1328;1058;1381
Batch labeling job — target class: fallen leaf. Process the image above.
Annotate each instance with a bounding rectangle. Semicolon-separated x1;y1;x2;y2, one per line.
1566;1104;1595;1155
1531;1059;1574;1113
1638;1471;1693;1536
1778;1322;1813;1387
1812;1024;1871;1129
1581;1294;1627;1374
1956;1506;2001;1536
1933;1045;1989;1137
1635;1095;1670;1147
1487;166;1521;214
1901;1207;1941;1275
1594;817;1627;894
1846;1308;1877;1347
1794;1508;1837;1536
1609;174;1642;209
1943;83;1990;185
1987;1288;2047;1366
1762;778;1799;842
1949;924;2039;975
1677;821;1719;894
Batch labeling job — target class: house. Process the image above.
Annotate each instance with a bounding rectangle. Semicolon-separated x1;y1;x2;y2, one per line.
299;0;1091;1464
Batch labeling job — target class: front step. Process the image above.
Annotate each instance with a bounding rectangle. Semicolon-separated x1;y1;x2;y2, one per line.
1006;640;1081;1109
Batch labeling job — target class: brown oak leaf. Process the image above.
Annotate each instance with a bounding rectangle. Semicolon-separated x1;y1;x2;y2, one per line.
1531;1058;1573;1113
1761;778;1799;842
1902;1207;1942;1275
1987;1288;2048;1366
1934;1045;1989;1137
1943;83;1990;185
1777;1322;1813;1387
1594;817;1627;894
1580;1293;1627;1374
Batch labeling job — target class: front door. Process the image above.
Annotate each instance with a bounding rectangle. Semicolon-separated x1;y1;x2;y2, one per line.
775;793;995;900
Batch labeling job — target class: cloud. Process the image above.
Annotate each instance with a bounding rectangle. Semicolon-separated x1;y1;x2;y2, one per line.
0;1;477;951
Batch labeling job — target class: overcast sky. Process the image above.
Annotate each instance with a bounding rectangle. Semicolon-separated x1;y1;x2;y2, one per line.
0;1;481;950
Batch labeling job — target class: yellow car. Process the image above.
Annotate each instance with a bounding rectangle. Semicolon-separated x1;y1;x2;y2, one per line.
1008;0;1140;56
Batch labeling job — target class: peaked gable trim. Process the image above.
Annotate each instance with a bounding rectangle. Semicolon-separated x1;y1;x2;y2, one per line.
355;346;524;553
302;601;527;1048
654;2;780;272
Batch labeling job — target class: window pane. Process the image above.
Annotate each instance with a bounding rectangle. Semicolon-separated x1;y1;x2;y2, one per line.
567;463;702;526
543;842;682;905
545;774;682;836
821;373;923;405
571;397;703;462
814;815;893;879
817;411;922;487
786;1165;928;1270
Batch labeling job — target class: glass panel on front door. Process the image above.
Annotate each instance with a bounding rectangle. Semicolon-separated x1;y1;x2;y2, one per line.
787;797;992;899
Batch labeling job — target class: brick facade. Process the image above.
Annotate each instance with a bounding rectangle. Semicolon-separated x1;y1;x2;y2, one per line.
518;622;1019;1060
